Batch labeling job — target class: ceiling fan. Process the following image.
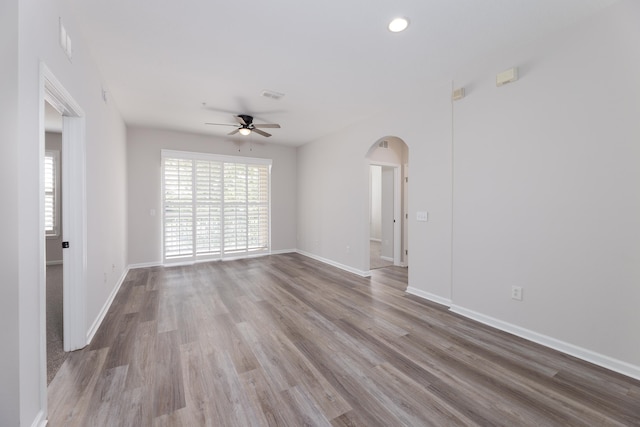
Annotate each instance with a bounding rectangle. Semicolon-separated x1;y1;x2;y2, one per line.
205;114;280;137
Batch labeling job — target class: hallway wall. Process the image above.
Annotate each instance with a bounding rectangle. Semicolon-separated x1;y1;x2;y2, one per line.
10;0;128;424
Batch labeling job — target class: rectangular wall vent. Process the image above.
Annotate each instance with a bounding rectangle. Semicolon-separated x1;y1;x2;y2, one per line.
261;90;285;100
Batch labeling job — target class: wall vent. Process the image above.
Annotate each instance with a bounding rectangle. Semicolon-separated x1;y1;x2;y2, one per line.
261;90;285;100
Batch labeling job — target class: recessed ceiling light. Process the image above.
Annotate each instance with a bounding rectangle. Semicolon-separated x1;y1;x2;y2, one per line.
388;17;409;33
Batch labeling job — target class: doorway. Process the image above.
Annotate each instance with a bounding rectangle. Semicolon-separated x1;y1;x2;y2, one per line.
40;63;87;411
44;101;65;383
366;137;409;271
369;165;396;269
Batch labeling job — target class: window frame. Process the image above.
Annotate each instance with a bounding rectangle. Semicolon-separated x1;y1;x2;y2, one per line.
161;149;272;263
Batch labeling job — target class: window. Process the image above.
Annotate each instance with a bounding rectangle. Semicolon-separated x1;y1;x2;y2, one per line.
162;150;271;262
44;150;60;237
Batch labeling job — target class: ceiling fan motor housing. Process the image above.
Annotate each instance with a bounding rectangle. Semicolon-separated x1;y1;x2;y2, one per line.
237;114;254;125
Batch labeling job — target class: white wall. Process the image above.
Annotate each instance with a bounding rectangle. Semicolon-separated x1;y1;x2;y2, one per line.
0;0;20;424
127;127;298;266
297;86;453;279
12;0;128;424
297;0;640;378
450;0;640;372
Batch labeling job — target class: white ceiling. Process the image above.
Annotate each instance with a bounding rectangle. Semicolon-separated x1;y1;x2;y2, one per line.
68;0;618;146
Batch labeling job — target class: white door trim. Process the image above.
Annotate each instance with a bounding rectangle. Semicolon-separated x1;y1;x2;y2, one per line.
40;63;87;406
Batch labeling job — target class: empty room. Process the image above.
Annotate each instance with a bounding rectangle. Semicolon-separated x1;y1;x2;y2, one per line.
1;0;639;426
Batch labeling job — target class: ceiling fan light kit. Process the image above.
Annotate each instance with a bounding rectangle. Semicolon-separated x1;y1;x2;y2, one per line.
205;114;281;138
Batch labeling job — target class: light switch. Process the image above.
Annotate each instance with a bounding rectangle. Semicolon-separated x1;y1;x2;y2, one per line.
150;209;156;217
416;211;428;222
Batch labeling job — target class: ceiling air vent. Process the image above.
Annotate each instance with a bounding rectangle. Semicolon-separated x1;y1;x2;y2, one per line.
261;90;285;100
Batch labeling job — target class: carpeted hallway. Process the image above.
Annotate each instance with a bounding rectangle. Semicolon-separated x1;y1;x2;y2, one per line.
46;264;67;384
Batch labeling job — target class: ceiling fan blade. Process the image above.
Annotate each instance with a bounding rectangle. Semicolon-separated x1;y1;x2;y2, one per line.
205;122;237;127
252;128;272;138
227;128;240;136
253;123;281;129
234;115;247;126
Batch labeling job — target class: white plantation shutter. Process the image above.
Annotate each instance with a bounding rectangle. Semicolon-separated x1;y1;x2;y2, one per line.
247;165;269;251
223;163;248;253
163;158;194;258
44;150;60;237
162;150;271;262
195;160;222;256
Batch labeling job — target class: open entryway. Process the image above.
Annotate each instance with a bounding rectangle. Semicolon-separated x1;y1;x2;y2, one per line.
366;137;409;271
369;165;396;269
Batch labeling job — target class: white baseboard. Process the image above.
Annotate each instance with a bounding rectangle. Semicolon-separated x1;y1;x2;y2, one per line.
86;267;130;344
46;260;62;266
296;250;371;277
270;248;297;255
30;409;47;427
128;250;296;271
127;250;368;280
450;304;640;381
406;286;452;307
370;238;381;243
127;261;163;269
380;256;393;262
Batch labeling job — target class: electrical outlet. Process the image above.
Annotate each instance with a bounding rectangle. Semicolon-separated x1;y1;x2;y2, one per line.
511;286;523;301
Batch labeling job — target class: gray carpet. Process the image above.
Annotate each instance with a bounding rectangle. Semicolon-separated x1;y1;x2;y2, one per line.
370;240;394;270
47;264;67;384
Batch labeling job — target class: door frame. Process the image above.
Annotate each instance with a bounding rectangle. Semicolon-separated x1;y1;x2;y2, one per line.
39;63;87;400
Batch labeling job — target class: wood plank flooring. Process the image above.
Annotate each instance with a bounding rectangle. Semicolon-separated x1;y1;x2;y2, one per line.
48;253;640;426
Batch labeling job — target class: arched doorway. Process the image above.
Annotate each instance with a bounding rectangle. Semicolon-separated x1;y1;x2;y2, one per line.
366;137;409;270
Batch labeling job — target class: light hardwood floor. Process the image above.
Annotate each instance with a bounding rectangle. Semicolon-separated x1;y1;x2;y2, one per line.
48;253;640;426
